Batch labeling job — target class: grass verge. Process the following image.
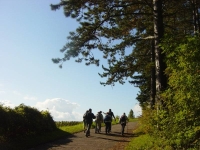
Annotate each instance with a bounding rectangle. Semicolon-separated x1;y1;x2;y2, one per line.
125;128;174;150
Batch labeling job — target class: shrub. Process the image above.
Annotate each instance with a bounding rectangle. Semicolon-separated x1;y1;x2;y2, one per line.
0;104;56;138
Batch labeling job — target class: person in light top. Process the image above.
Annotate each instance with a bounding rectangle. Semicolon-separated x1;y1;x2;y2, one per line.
119;112;129;136
95;111;103;133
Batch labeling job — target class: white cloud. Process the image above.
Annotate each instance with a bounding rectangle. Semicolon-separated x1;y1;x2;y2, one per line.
13;91;21;96
133;104;142;117
0;100;15;108
24;96;37;101
35;98;82;121
0;91;6;94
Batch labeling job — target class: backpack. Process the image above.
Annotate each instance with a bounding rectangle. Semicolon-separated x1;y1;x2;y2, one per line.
120;115;126;123
104;115;111;122
108;112;113;117
96;114;100;120
83;112;88;120
96;113;102;121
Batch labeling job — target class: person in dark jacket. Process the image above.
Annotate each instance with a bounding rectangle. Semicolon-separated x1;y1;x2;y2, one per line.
103;109;116;132
85;108;96;137
83;110;89;133
103;112;112;134
119;112;129;136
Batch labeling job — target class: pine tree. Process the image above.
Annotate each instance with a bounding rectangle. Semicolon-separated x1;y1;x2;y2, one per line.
128;109;135;119
50;0;165;107
50;0;199;108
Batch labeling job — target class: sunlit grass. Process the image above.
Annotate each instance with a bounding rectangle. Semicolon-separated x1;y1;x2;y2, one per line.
125;133;175;150
58;123;84;134
125;129;173;150
125;134;155;150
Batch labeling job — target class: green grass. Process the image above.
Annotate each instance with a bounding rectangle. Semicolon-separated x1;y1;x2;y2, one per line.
58;123;84;134
125;132;173;150
125;134;155;150
128;118;138;122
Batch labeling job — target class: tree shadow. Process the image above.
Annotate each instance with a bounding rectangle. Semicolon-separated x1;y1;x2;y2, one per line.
26;128;76;150
28;122;139;150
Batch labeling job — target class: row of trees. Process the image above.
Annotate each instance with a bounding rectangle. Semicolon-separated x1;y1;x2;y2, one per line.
55;121;81;127
50;0;200;148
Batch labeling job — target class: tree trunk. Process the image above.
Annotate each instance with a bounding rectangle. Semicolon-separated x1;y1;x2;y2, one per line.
191;0;200;33
153;0;167;105
150;40;156;108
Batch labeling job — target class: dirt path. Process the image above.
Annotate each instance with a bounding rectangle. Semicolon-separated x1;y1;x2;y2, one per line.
29;122;138;150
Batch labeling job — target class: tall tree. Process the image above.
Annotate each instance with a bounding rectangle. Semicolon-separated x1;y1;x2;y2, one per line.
50;0;166;106
51;0;199;107
153;0;166;107
128;109;135;118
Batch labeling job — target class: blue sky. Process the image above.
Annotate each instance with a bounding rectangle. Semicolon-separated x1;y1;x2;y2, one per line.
0;0;141;121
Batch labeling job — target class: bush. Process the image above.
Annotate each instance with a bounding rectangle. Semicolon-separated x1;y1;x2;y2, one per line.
0;104;56;138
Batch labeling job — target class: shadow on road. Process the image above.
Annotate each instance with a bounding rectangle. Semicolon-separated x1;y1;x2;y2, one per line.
29;122;138;150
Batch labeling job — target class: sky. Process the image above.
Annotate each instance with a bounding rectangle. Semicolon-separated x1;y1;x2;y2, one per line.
0;0;141;121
